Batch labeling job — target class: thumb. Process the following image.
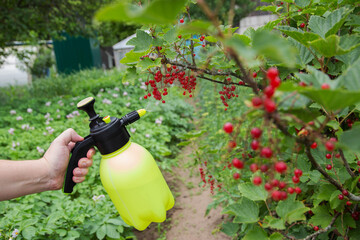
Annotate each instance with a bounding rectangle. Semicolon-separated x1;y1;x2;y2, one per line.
56;128;84;146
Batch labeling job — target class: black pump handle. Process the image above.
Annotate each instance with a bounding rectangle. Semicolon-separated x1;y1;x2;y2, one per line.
63;135;95;193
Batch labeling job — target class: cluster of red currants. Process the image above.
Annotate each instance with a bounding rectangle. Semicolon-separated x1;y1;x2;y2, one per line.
251;67;281;113
219;82;238;111
143;65;197;103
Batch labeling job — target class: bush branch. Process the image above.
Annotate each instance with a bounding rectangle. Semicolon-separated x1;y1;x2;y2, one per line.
302;212;340;240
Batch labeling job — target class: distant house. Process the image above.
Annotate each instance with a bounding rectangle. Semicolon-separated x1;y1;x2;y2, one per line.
112;33;136;69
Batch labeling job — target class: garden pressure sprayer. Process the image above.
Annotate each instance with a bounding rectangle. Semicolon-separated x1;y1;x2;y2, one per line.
63;97;174;231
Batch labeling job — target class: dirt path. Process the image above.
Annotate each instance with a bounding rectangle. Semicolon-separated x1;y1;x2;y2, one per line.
134;144;231;240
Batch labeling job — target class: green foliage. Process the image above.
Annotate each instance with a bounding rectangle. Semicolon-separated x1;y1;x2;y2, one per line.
0;69;193;239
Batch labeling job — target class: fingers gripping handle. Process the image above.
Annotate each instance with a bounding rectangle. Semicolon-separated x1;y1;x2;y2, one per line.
63;136;95;193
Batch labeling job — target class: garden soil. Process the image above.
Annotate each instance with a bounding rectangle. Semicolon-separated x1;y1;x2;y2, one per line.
133;144;231;240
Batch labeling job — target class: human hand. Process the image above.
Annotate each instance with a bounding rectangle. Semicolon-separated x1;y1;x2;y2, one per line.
41;128;95;190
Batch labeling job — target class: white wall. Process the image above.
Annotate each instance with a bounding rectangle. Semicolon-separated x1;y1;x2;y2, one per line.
238;15;278;34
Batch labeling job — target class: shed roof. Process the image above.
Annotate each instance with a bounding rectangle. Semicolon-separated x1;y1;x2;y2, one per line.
113;33;136;50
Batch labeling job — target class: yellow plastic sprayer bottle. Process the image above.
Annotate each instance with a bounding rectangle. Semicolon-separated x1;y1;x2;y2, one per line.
63;97;174;230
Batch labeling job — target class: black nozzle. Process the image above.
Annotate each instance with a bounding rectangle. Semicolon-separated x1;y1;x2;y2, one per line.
77;97;102;128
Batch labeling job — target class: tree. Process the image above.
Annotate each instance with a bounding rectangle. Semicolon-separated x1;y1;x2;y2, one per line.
0;0;137;65
188;0;257;26
96;0;360;238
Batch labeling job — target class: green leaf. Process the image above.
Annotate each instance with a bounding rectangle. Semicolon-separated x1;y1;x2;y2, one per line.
295;0;311;7
221;222;240;237
288;37;314;68
178;20;213;35
55;229;67;237
96;225;106;240
315;184;337;203
67;230;80;238
222;197;259;223
308;7;353;38
262;215;286;230
137;58;161;71
339;124;360;153
127;30;153;52
107;218;125;226
276;198;309;224
243;225;268;240
269;232;285;240
335;213;356;236
277;26;321;47
252;30;297;67
309;34;360;57
295;66;334;88
106;224;120;239
238;183;268;201
120;50;147;65
163;27;177;43
309;205;333;228
298;88;360;111
329;190;343;209
122;67;138;85
96;0;188;25
22;226;37;239
337;57;360;90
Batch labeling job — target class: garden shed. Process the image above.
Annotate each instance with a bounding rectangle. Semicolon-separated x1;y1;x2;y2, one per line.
112;33;136;69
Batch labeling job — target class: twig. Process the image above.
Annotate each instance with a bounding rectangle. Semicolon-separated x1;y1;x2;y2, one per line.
302;212;340;240
197;75;251;88
305;146;360;202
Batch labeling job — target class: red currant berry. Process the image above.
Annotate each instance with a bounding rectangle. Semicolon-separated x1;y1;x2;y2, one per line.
300;23;305;28
321;83;330;89
338;194;344;200
162;100;165;103
271;190;282;201
250;163;259;173
264;98;277;113
179;18;184;23
326;164;332;170
270;77;281;88
292;176;300;184
275;161;287;174
279;181;286;189
288;187;295;194
294;187;302;194
266;67;279;81
294;169;303;177
144;95;148;99
261;147;273;158
253;176;262;186
250;127;262;139
271;179;280;187
253;72;257;78
299;81;307;87
252;97;262;107
223;122;233;134
335;153;341;158
342;190;349;196
265;183;273;191
232;158;244;169
228;140;237;148
346;201;352;206
313;226;319;231
264;85;275;98
357;161;360;166
251;140;260;150
311;142;317;149
260;164;269;172
233;172;240;180
325;141;335;151
280;191;288;200
326;153;332;159
178;35;182;39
